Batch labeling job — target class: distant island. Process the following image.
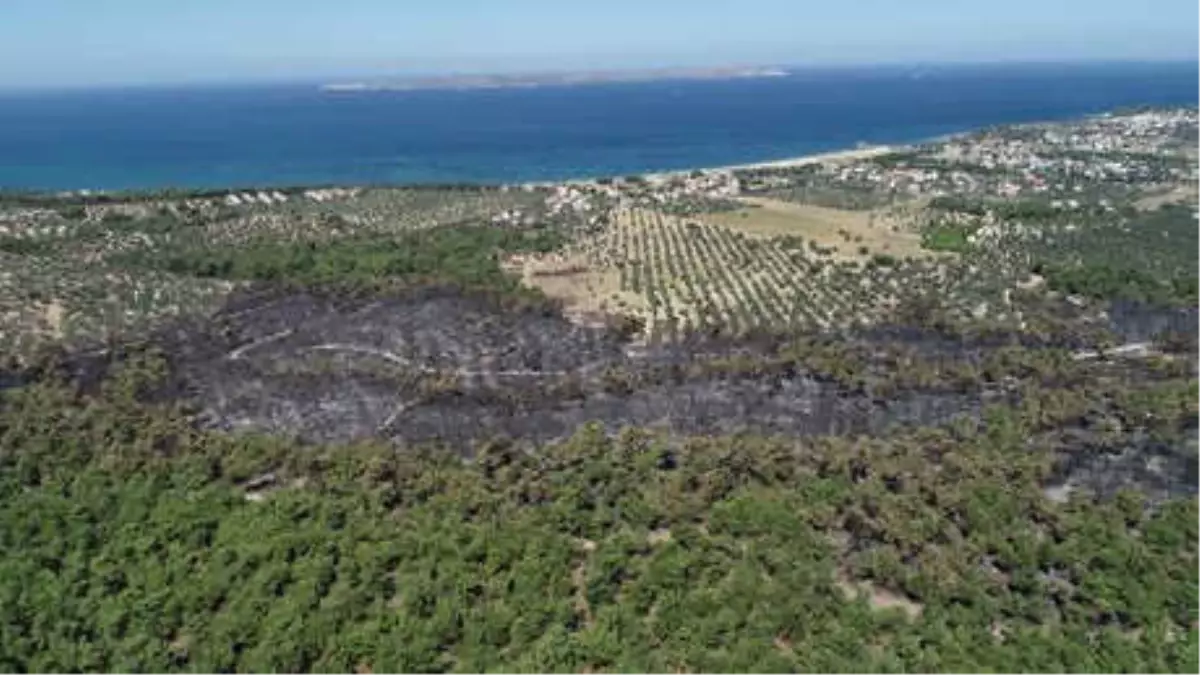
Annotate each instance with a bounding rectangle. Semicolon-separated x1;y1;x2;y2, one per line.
319;66;790;92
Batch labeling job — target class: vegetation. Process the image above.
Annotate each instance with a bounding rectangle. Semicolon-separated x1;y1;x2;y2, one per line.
928;196;1066;223
1024;204;1199;307
123;224;567;291
0;190;570;364
0;108;1196;673
1035;261;1197;307
920;220;975;253
559;208;1000;342
0;355;1196;673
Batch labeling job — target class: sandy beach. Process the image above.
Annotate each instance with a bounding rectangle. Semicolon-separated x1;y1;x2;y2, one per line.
713;145;898;171
635;145;898;182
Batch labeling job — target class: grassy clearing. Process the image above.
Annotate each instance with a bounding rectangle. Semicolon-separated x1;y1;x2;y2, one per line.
921;221;976;253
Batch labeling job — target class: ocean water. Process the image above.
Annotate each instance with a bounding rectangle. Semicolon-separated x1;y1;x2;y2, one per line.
0;61;1196;192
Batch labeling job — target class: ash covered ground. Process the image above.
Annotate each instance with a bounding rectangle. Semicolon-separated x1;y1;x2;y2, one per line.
160;287;990;444
38;283;1196;503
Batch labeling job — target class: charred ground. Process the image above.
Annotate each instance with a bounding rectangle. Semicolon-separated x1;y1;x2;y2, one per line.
16;278;1196;506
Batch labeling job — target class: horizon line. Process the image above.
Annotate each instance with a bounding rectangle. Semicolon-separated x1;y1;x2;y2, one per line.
1;56;1196;95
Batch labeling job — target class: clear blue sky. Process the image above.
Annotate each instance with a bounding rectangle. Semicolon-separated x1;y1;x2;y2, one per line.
1;0;1196;88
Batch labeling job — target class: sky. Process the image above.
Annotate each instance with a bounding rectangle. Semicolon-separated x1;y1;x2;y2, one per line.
0;0;1196;88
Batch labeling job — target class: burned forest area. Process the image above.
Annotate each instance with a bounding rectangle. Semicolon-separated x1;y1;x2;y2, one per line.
2;111;1199;674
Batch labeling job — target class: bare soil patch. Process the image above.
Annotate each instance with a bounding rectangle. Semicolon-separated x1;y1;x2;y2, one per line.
505;253;645;323
1135;186;1196;211
835;572;924;620
647;528;672;546
40;300;66;339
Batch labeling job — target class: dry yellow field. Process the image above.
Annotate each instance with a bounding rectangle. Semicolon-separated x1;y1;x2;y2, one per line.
1134;186;1196;211
699;197;928;261
504;253;645;323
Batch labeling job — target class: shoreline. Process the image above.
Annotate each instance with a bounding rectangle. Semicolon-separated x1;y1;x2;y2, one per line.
5;105;1193;198
721;144;900;170
11;142;913;197
558;145;910;188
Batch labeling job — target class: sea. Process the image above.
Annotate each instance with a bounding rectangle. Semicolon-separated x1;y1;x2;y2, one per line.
0;61;1196;192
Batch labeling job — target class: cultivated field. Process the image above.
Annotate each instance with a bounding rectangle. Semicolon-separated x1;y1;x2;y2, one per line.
700;196;929;260
0;186;571;362
518;205;1005;343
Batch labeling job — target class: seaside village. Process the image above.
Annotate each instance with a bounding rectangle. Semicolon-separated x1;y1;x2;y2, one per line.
737;108;1198;204
501;107;1199;221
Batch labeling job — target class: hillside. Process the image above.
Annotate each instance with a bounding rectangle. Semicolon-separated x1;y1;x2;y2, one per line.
0;109;1197;672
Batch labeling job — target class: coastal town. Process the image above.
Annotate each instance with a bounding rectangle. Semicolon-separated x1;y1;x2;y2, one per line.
647;107;1196;208
476;107;1199;220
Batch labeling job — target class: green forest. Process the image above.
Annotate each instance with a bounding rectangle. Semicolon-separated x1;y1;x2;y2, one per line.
119;224;568;292
1;350;1196;673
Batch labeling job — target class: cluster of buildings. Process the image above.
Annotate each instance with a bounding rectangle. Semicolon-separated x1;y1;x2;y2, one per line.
739;108;1198;203
301;187;362;203
491;184;617;229
544;184;601;215
1045;108;1198;156
642;170;741;200
221;187;364;206
0;217;65;238
494;172;744;229
520;170;741;216
489;208;538;227
224;191;287;206
0;207;58;228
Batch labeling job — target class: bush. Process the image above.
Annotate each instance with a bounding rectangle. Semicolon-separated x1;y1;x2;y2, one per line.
921;221;974;253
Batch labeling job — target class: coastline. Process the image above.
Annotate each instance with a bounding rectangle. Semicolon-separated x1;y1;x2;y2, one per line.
705;145;897;171
635;110;1131;181
4;89;1195;194
619;145;904;185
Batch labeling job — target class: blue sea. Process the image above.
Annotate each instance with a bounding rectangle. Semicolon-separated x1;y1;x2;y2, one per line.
0;61;1196;192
